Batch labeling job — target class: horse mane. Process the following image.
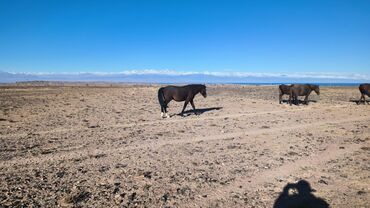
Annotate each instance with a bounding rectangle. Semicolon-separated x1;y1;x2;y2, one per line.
191;84;206;89
308;84;318;89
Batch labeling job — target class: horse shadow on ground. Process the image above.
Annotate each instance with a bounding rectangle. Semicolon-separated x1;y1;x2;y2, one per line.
177;107;222;116
281;100;318;105
273;180;329;208
349;99;369;105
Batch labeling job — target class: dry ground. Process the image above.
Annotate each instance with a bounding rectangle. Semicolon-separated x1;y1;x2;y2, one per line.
0;85;369;207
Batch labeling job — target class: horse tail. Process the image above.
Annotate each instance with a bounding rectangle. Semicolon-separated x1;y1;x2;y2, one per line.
278;85;283;95
289;87;295;105
158;87;166;109
360;84;370;96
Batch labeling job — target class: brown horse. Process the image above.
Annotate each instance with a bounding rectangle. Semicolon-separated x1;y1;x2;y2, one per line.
289;84;320;105
158;84;207;118
358;83;370;104
279;84;293;104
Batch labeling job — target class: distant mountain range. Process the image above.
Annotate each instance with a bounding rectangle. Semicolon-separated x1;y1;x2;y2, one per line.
1;71;369;84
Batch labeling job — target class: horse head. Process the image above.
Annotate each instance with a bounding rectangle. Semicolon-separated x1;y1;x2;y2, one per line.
312;85;320;95
200;85;207;98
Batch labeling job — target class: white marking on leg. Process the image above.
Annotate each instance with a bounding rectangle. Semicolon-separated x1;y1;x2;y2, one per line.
165;113;170;118
161;112;164;118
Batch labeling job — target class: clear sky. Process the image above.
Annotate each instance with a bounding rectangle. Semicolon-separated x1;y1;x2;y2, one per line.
0;0;369;77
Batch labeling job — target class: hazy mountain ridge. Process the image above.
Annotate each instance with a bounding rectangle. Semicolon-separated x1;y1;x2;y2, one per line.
0;71;369;84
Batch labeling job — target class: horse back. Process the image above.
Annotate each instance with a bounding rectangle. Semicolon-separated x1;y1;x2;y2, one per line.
161;85;194;101
291;84;311;96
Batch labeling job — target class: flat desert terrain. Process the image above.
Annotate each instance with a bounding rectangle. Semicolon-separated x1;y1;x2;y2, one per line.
0;85;369;207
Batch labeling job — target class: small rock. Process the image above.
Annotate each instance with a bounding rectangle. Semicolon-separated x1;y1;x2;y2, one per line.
88;123;100;128
318;179;328;185
161;193;170;202
357;190;366;195
143;171;152;179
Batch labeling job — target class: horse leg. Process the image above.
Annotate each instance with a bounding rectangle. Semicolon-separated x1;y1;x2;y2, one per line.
163;100;170;118
359;94;365;105
289;93;292;106
362;94;368;104
305;91;312;105
164;107;170;118
190;99;198;115
279;93;282;104
304;95;309;105
160;105;164;118
180;100;189;116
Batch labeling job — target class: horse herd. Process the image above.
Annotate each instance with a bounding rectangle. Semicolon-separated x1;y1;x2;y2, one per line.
158;83;370;118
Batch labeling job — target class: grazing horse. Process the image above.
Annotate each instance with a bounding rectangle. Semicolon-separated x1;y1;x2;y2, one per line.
358;83;370;104
289;84;320;106
279;84;293;104
158;84;207;118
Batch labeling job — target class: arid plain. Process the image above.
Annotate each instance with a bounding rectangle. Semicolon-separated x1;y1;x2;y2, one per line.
0;84;369;207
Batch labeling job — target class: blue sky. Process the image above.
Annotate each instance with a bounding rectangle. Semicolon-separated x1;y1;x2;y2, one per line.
0;0;370;79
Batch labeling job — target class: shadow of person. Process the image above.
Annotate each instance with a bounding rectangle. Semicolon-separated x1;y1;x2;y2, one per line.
273;180;329;208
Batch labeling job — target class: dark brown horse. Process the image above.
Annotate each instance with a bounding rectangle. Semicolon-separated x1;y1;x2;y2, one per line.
279;84;293;104
358;83;370;104
158;84;207;118
289;84;320;105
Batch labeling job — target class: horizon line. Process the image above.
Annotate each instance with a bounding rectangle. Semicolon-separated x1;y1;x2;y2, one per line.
1;69;370;81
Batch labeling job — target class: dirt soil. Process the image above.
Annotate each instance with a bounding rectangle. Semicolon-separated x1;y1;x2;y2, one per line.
0;85;369;207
